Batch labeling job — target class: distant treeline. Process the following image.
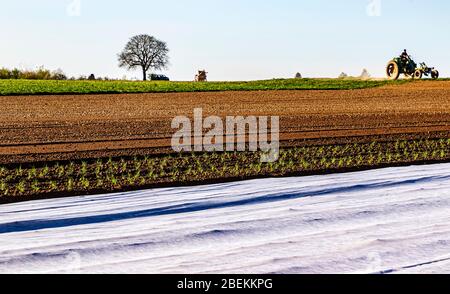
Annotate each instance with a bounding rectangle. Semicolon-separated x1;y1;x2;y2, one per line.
0;67;115;81
0;67;67;80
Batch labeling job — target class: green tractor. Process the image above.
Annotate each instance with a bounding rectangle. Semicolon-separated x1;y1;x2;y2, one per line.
386;55;439;80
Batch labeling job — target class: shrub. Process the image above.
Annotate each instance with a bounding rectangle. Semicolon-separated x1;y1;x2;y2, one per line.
0;68;11;79
11;68;21;79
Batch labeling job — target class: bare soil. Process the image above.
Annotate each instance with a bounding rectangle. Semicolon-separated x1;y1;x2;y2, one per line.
1;81;450;164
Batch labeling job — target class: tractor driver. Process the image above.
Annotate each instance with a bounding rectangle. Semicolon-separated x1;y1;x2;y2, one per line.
401;49;410;61
400;49;414;72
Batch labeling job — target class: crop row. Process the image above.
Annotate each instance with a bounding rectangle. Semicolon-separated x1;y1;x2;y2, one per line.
1;138;449;199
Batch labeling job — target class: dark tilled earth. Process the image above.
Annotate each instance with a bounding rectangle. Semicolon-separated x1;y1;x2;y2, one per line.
1;81;450;164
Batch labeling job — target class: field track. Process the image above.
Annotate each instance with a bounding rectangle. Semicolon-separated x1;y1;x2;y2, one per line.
1;81;450;164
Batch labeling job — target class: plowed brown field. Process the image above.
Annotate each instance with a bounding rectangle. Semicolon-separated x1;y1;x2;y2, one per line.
1;81;450;164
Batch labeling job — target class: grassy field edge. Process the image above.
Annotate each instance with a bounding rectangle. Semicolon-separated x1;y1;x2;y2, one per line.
0;78;410;96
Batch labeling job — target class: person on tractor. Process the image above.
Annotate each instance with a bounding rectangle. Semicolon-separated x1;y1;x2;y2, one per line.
400;49;410;62
400;49;415;72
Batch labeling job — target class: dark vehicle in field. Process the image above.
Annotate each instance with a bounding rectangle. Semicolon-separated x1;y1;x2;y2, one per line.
386;52;439;80
149;74;170;81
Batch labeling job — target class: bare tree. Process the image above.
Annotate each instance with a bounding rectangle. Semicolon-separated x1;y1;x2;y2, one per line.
118;34;169;81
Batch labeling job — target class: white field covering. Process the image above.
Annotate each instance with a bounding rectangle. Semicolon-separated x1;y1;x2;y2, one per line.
1;163;450;274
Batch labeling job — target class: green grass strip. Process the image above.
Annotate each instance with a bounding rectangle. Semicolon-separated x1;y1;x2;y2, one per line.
0;78;409;96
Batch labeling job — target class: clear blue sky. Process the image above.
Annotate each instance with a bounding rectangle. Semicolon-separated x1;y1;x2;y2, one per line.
1;0;449;80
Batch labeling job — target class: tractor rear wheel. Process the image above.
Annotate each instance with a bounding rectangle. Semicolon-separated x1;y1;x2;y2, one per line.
414;70;423;79
386;61;400;80
431;70;439;80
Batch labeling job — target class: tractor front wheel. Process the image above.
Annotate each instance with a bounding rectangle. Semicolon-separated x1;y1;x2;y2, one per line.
414;70;423;79
431;70;439;80
386;61;400;80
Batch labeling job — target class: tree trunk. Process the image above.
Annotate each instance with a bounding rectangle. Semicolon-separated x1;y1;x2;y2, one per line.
142;67;147;81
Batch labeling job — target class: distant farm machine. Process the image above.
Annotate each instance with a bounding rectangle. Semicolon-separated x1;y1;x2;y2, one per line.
386;53;439;80
195;70;208;82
